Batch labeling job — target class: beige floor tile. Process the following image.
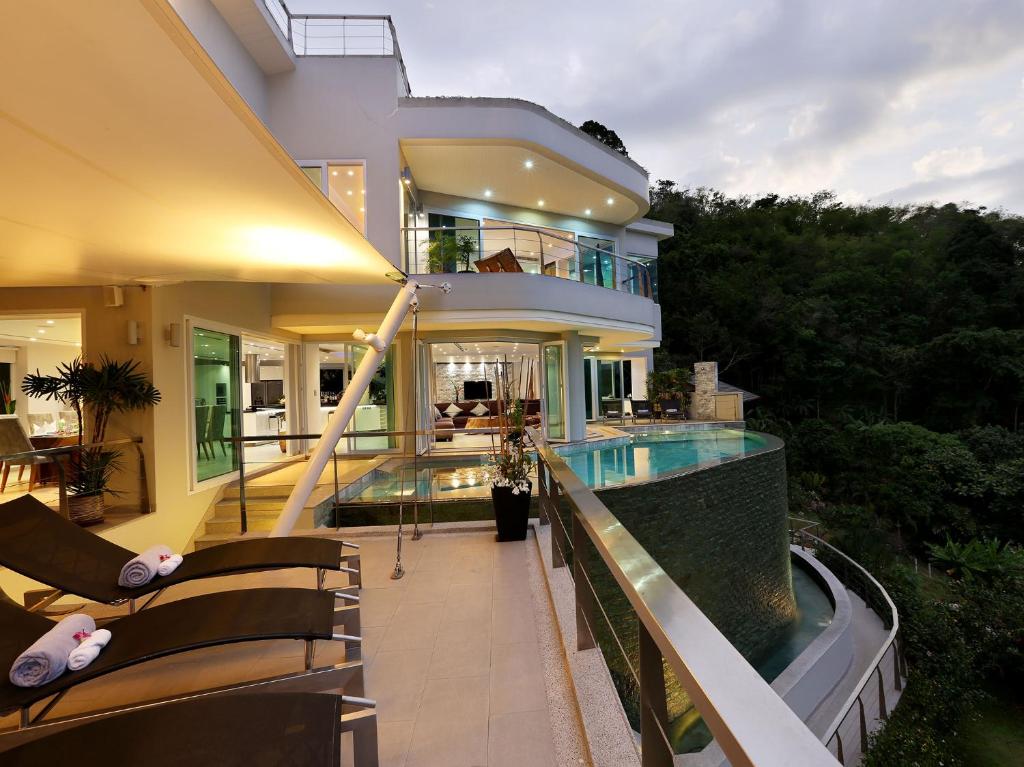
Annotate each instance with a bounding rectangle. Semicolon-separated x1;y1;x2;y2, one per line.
428;621;491;679
489;643;547;715
441;588;492;624
492;597;538;646
360;587;404;627
365;648;432;722
405;675;489;767
488;710;558;767
399;570;453;606
379;602;443;652
377;719;415;767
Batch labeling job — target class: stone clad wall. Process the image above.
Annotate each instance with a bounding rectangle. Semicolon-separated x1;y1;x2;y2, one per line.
691;361;719;420
596;446;795;661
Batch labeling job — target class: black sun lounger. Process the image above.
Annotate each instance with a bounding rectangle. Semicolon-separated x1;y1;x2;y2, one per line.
0;692;378;767
0;495;360;606
0;588;362;727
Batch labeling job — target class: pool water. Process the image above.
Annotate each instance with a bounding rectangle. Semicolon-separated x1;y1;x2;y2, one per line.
560;429;769;489
671;564;834;751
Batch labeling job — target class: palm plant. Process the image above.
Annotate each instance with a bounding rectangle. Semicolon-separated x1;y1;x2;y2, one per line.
427;234;477;273
22;356;160;500
928;536;1024;582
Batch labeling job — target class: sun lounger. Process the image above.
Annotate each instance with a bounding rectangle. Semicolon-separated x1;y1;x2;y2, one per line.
0;587;362;727
0;496;360;608
0;692;378;766
474;248;524;273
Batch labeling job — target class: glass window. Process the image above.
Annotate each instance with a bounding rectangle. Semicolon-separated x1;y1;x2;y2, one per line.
424;213;480;273
583;358;594;421
327;163;366;233
579;236;616;289
542;343;566;441
193;327;241;482
347;345;396;450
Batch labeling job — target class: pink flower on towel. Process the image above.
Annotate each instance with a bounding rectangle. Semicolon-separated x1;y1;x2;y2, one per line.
73;630;92;643
159;554;172;562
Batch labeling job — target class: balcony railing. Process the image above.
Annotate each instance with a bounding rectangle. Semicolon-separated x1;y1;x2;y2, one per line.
261;2;411;94
402;225;656;299
530;429;838;766
790;520;907;765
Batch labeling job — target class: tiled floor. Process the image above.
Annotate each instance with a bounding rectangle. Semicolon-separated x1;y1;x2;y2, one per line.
0;530;583;767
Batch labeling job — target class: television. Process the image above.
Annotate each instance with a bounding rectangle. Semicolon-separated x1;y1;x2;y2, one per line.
463;380;492;400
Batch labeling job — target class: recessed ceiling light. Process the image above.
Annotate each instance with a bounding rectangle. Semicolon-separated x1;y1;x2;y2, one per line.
346;190;353;196
347;170;354;177
403;178;411;185
359;207;365;212
331;170;338;176
484;189;493;198
584;209;592;216
30;338;36;343
537;199;545;207
46;320;54;325
37;329;45;334
524;159;534;169
606;197;614;205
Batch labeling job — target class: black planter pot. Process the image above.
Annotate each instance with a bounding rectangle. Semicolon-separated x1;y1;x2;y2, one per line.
491;481;532;542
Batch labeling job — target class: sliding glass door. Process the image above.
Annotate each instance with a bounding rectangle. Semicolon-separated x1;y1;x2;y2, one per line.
192;327;241;482
540;341;567;441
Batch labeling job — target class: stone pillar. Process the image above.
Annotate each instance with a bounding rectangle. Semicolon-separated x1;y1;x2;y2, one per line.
691;361;718;421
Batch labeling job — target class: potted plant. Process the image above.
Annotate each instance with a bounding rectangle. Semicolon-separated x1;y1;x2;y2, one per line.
427;234;477;273
490;361;532;541
22;356;160;525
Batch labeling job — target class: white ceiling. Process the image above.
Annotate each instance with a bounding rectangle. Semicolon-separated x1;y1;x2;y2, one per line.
0;316;81;346
402;142;643;225
0;1;395;287
431;341;538;360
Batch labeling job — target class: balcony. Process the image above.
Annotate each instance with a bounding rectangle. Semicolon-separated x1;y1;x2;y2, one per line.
261;2;411;93
403;225;656;300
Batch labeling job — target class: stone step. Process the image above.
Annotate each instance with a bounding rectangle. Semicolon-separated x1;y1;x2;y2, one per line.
214;497;289;513
205;515;279;534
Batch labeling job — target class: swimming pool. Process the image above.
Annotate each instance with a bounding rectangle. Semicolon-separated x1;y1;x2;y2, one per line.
559;428;773;489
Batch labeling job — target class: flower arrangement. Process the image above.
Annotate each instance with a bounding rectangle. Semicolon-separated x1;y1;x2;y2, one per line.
0;380;15;415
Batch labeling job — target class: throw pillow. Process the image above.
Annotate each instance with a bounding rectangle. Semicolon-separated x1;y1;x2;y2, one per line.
433;406;443;421
444;403;462;417
470;402;490;417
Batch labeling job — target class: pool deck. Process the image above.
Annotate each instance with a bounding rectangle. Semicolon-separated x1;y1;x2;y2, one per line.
0;530;590;767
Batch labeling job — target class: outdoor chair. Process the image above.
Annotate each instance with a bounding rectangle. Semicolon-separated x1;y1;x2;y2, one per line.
0;495;361;608
0;692;378;767
0;416;48;493
0;587;363;727
474;247;525;273
601;401;624;424
660;399;684;420
207;404;228;458
630;400;654;424
194;405;211;460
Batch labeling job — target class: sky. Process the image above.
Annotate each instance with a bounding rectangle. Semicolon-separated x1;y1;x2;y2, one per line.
299;1;1024;214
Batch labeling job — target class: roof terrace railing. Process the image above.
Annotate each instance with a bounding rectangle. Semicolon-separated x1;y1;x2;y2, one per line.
402;225;656;300
262;2;411;94
529;429;838;766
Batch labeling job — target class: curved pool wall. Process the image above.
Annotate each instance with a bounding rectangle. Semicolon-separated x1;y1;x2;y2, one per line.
589;433;795;664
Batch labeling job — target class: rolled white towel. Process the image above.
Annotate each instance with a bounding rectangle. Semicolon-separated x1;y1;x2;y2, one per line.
9;613;96;687
67;628;112;672
157;554;184;577
118;545;173;588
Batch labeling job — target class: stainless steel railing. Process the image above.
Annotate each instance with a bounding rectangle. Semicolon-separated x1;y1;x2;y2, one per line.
261;2;411;94
531;428;838;766
789;523;907;764
402;225;656;299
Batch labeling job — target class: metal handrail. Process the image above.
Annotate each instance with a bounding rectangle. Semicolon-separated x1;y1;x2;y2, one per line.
0;436;150;520
791;526;906;763
402;224;654;298
263;2;412;94
529;427;838;766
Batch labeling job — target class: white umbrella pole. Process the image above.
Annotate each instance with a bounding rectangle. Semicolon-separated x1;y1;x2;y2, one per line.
269;279;420;537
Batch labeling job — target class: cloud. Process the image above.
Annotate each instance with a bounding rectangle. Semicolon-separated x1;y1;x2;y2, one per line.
298;0;1024;214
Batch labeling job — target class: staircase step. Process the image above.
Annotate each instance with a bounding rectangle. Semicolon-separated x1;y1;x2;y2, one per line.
215;498;288;513
205;516;278;534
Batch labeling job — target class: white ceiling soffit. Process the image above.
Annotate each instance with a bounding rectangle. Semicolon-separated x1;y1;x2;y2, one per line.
0;0;393;288
401;141;644;225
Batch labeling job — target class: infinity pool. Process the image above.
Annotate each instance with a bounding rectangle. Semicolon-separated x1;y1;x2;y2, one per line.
560;428;771;488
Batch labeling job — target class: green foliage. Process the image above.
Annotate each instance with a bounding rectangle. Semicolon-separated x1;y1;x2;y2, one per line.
68;449;122;498
928;537;1024;582
0;380;14;414
427;234;476;273
646;368;688;406
578;119;628;156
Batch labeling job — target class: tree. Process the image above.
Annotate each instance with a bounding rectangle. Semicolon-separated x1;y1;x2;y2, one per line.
578;120;628;156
